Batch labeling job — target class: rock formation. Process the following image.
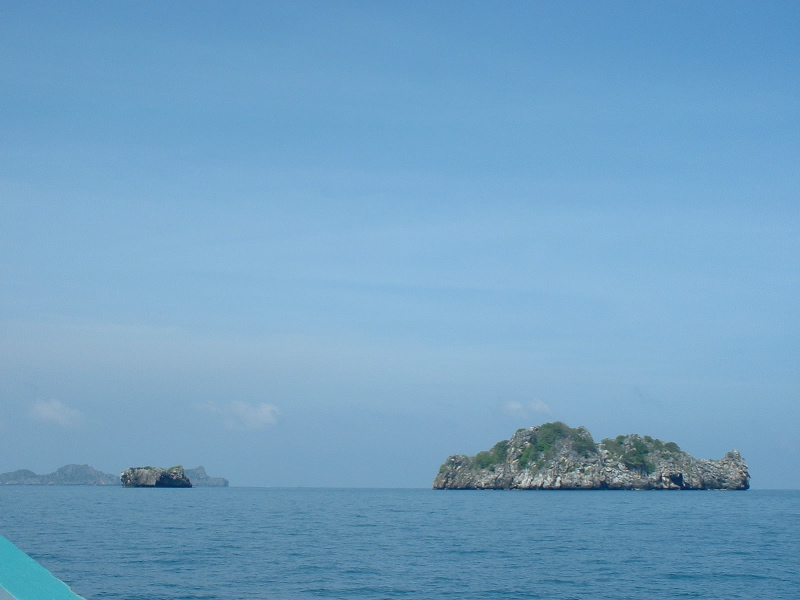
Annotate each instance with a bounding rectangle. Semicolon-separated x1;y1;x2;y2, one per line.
120;466;192;488
184;466;229;487
433;422;750;490
0;464;118;485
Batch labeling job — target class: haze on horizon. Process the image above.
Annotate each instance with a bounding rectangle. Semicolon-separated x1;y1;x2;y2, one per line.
1;2;798;488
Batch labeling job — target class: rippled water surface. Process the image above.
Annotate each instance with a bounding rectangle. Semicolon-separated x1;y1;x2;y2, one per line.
1;487;797;599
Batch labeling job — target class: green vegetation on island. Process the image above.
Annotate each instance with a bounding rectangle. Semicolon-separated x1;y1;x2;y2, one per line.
464;422;597;472
600;435;682;475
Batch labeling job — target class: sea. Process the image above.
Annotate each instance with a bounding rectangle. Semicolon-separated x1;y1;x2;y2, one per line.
0;487;798;600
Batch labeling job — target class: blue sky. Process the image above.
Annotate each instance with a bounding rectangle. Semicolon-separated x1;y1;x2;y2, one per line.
1;2;798;487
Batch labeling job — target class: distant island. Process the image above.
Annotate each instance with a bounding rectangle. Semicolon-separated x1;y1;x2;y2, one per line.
0;464;229;487
434;422;750;490
0;464;118;486
184;466;229;487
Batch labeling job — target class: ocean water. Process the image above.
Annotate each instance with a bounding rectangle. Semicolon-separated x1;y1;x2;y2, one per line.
0;487;797;599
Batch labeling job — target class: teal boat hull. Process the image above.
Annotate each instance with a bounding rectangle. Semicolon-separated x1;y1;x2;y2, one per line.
0;536;86;599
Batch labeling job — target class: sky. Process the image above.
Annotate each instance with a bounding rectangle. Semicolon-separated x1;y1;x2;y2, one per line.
1;1;798;488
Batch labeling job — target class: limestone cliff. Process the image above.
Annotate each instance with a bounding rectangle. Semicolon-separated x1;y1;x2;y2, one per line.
433;422;749;490
120;465;192;488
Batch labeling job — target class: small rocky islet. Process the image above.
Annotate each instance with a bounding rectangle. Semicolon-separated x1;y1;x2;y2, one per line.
118;465;230;487
120;465;193;488
434;422;750;490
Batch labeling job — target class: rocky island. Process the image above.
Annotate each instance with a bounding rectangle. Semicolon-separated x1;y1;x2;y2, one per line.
434;422;749;490
120;465;193;488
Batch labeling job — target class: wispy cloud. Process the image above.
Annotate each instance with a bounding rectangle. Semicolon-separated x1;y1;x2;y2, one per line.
199;401;280;431
31;399;82;427
503;401;527;419
530;400;553;415
503;399;554;420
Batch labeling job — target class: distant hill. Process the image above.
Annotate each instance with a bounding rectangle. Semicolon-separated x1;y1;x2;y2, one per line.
0;464;230;486
0;464;118;485
184;466;229;487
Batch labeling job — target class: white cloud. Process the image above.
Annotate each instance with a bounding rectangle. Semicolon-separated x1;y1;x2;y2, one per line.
31;399;82;427
199;401;280;431
503;399;554;420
